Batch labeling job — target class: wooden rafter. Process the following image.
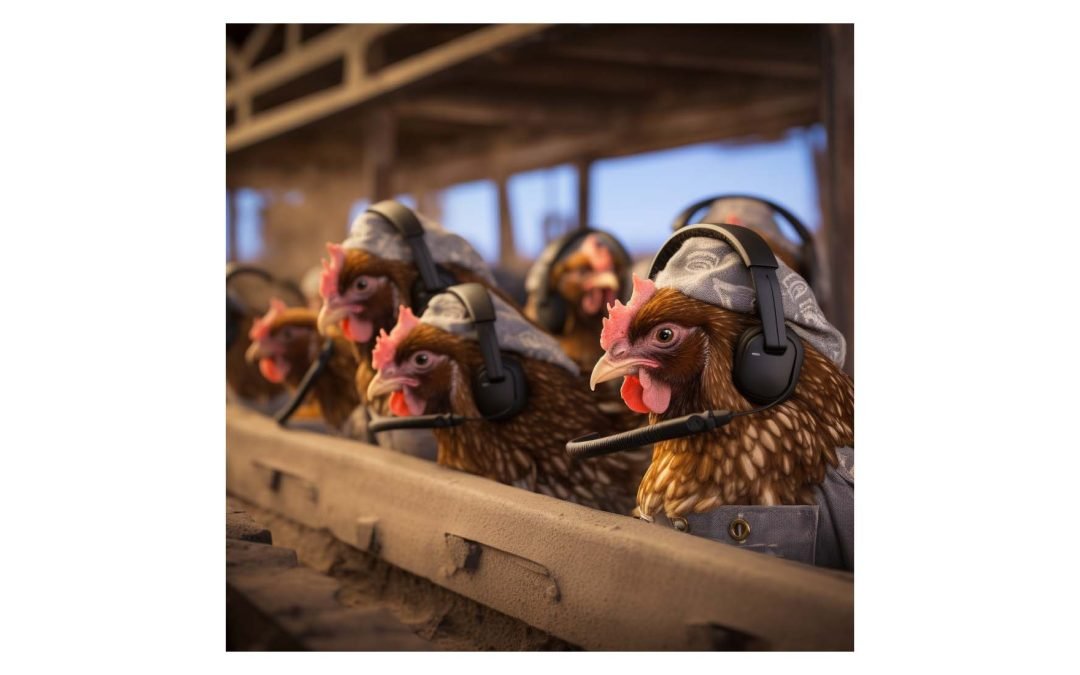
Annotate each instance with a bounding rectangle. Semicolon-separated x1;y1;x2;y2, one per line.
226;23;553;153
552;43;819;81
240;24;275;66
393;93;609;129
388;90;820;193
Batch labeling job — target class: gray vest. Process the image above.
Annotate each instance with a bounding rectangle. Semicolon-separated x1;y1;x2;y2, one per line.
654;447;854;571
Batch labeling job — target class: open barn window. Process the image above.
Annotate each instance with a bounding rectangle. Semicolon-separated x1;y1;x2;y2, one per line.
592;126;826;258
439;180;498;262
225;188;267;262
507;165;579;260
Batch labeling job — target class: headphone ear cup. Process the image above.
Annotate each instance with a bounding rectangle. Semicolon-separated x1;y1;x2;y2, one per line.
732;327;804;405
534;295;567;334
472;356;528;421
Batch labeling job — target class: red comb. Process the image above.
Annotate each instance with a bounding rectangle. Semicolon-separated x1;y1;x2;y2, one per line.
600;274;656;350
580;234;614;272
319;243;346;300
372;306;420;371
249;297;288;341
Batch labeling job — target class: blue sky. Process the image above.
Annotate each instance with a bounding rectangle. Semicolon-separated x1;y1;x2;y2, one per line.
228;125;825;263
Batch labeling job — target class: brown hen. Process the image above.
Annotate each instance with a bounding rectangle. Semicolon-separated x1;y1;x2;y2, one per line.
591;280;853;520
526;233;626;371
366;306;647;515
317;243;512;405
246;299;361;431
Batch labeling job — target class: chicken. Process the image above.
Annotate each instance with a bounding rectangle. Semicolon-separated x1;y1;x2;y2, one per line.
590;275;854;519
526;233;627;370
227;310;286;405
245;298;361;431
365;296;647;515
316;244;499;392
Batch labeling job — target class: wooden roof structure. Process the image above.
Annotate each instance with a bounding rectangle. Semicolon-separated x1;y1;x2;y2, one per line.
225;23;854;371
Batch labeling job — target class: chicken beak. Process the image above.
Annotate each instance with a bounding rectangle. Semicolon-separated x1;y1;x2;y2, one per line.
244;341;265;365
367;372;399;400
590;354;659;391
317;301;349;336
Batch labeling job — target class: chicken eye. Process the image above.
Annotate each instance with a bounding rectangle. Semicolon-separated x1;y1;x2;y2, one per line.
354;278;368;290
656;327;675;343
413;353;430;366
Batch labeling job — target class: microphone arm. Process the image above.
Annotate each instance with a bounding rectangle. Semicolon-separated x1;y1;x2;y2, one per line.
275;340;335;427
566;410;734;460
369;413;469;434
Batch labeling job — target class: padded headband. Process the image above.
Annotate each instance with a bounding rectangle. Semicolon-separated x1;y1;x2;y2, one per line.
366;200;446;296
670;194;817;286
669;194;814;244
443;283;506;383
648;223;788;355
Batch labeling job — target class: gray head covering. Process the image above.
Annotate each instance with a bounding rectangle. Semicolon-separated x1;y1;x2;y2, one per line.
703;198;801;262
652;234;846;367
420;292;580;376
343;209;495;284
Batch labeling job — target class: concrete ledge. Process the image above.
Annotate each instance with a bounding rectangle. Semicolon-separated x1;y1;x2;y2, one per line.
227;405;853;650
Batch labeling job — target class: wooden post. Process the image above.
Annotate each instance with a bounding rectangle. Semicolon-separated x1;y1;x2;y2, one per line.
497;174;517;267
226;188;238;262
821;24;854;375
361;108;396;202
576;158;592;229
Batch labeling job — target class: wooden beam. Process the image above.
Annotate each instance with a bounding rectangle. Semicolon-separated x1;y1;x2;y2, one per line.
390;91;820;193
226;25;395;107
227;24;552;153
226;189;238;262
226;41;246;77
497;174;516;266
552;43;820;81
393;94;603;129
360;108;396;202
821;24;855;375
285;24;301;53
576;158;592;228
240;24;275;66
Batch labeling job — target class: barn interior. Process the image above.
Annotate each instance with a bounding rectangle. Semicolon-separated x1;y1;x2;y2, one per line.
226;23;855;651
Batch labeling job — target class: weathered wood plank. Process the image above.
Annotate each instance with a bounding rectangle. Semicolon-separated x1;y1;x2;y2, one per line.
227;406;853;650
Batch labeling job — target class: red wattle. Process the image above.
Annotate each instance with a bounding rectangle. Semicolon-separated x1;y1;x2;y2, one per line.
388;390;412;417
342;316;374;343
620;374;651;414
259;357;286;384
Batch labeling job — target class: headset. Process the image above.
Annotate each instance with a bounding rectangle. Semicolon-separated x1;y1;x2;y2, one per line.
365;200;456;315
369;282;529;435
670;194;817;288
226;264;305;350
224;263;327;427
528;228;633;334
565;223;804;460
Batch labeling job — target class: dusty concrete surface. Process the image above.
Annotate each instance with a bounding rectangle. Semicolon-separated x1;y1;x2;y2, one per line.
234;498;577;650
227;536;435;650
227;497;273;544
